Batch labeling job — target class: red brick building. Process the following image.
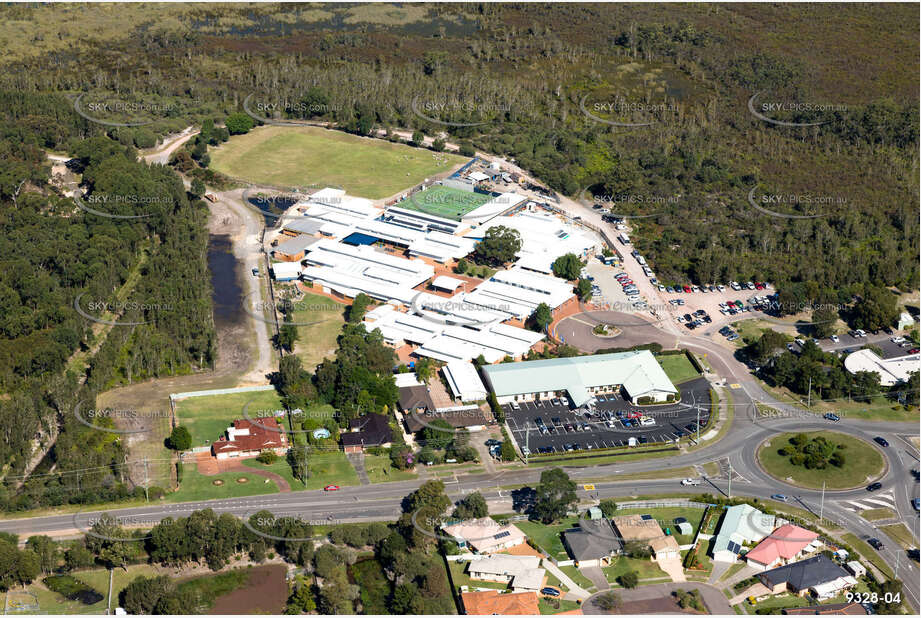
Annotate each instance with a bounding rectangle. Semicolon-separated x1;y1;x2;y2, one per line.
211;418;289;460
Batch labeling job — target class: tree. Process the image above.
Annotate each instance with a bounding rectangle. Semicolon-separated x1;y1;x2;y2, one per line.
576;278;592;301
474;225;521;265
748;330;788;364
348;293;372;323
411;130;425;146
595;591;622;610
551;253;582;280
287;443;310;483
190;178;206;198
120;575;174;615
598;498;618;518
812;306;839;338
532;468;577;524
618;570;639;588
850;286;899;331
25;536;58;574
84;514;137;569
500;440;516;462
453;492;488;519
454;258;468;274
533;302;552;332
256;450;278;465
225;112;255;135
431;138;446;152
421;418;454;450
414;357;435;384
166;425;191;451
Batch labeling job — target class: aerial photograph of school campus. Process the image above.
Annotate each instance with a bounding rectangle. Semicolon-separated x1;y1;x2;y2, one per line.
0;2;917;616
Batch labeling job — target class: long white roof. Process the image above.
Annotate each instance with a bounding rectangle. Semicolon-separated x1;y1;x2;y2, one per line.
844;348;919;386
443;362;488;402
475;210;597;274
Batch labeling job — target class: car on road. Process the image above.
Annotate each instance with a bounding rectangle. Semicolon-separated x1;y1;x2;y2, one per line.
874;437;889;447
770;494;788;502
912;498;920;511
324;485;340;491
824;413;840;422
681;478;701;486
866;482;883;492
867;538;885;550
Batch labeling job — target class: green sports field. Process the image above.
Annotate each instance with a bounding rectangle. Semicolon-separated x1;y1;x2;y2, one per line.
209;125;468;199
397;184;492;221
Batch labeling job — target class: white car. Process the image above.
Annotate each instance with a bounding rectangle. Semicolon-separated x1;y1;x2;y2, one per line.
855;329;867;337
830;335;840;343
681;478;701;486
640;417;656;427
891;336;905;343
717;285;726;291
746;281;755;289
795;338;805;346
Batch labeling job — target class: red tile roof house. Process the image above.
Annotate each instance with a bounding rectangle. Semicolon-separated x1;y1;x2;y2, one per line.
211;418;288;460
745;524;821;571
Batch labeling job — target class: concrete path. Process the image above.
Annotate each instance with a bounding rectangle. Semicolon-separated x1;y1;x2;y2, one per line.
543;560;591;600
346;453;371;486
580;565;609;591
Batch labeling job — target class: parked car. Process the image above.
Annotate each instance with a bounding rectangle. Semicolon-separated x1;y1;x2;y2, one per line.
830;335;839;343
324;485;340;491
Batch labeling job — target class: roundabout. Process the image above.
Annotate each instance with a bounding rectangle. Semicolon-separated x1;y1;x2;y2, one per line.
755;431;886;491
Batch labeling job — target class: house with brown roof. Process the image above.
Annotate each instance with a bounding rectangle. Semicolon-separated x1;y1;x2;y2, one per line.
341;412;393;453
612;514;665;542
460;590;540;615
211;418;288;460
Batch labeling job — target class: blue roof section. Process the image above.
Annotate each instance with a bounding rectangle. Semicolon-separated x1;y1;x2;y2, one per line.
342;232;379;246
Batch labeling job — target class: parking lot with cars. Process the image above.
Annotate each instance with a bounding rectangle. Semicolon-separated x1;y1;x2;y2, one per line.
504;377;713;456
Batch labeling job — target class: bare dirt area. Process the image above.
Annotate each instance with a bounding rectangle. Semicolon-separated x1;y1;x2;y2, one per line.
207;563;288;615
98;193;275;487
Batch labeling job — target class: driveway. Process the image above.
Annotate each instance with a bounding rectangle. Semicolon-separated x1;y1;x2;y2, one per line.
580;565;609;591
584;582;732;614
656;557;687;583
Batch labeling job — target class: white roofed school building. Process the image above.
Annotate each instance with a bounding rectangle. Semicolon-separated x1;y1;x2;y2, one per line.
443;361;489;402
481;350;678;406
843;348;920;386
464;267;575;321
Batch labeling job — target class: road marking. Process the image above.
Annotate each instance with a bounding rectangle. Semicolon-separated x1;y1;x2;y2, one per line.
730;383;741;389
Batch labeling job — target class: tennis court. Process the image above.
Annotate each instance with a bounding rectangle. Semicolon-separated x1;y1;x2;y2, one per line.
398;185;492;221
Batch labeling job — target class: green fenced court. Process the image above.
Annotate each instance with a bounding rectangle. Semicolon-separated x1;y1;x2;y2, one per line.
397;184;492;221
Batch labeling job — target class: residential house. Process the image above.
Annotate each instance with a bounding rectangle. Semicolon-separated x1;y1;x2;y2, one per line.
442;518;527;554
759;555;857;600
460;590;540;615
340;413;392;453
745;524;821;570
563;519;623;567
466;555;545;593
649;535;681;562
712;504;776;562
211;418;288;460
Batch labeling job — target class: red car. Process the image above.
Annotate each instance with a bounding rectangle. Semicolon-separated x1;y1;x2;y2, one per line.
910;348;919;354
754;282;765;290
324;485;340;491
627;411;642;419
683;285;692;293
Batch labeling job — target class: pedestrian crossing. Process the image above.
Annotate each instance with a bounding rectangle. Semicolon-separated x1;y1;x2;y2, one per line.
840;489;897;513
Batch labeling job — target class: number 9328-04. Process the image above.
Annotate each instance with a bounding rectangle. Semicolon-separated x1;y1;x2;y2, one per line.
845;591;900;604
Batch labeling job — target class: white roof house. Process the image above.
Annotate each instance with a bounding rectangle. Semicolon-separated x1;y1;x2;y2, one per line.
481;350;678;406
464;267;574;320
271;261;303;281
443;362;489;402
712;504;776;563
442;518;527;553
466;555;545;592
467;171;490;183
844;348;920;386
382;206;468;235
431;275;466;292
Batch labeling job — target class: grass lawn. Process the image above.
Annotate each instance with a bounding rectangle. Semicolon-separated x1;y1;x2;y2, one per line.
745;593;809;612
755;379;916;423
364;454;418;483
614;506;704;545
879;523;918;550
27;564;160;614
543;571;569;593
539;597;582;614
603;555;668;584
210;125;467;199
527;446;679;467
860;507;897;521
447;561;509;592
167;465;282;502
175;389;284;447
656;353;701;385
399;184;491;221
559;565;596;591
582;465;698;483
841;533;894;578
289;290;347;369
757;431;884;489
514;517;578;562
302;451;361;489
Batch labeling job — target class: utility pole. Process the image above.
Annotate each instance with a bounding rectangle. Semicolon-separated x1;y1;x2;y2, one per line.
696;408;701;444
819;481;826;523
144;457;149;503
525;424;530;463
807;376;812;408
728;461;732;499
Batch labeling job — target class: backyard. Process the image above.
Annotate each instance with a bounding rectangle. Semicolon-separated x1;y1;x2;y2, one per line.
288;290;347;369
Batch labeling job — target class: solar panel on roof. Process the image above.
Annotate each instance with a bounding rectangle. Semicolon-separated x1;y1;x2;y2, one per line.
728;541;742;554
640;514;653;520
493;531;511;540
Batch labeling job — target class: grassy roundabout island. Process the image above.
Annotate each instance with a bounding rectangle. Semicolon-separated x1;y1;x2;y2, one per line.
757;431;885;490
